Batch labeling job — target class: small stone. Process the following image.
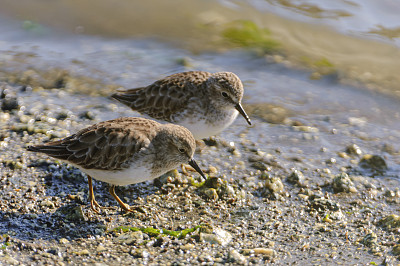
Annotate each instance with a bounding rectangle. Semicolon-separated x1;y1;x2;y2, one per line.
130;249;150;258
361;231;377;248
228;250;247;264
40;200;55;208
378;214;400;229
392;244;400;255
293;126;319;133
59;238;70;244
200;228;232;246
1;97;19;111
76;249;90;256
96;245;107;252
208;166;218;174
116;231;144;245
345;144;362;156
337;152;350;159
287;170;305;186
0;255;19;265
79;111;96;120
359;154;387;172
332;173;357;193
55;204;87;221
252;248;277;257
181;243;195;250
265;176;284;194
251;161;268;171
348;117;367;127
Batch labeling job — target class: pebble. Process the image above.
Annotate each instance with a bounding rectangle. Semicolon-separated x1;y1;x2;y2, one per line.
345;144;362;156
40;200;55;208
287;170;305;186
59;238;70;244
265;176;284;194
392;244;400;255
200;228;232;246
378;214;400;229
76;249;90;256
359;154;388;171
332;173;357;193
245;248;276;257
116;231;144;245
96;245;107;252
181;243;195;251
228;250;247;264
0;255;19;265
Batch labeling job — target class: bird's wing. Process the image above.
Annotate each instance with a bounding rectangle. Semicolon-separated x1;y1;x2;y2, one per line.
111;71;211;122
28;117;158;170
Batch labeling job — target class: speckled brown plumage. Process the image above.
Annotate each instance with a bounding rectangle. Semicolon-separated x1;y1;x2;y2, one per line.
28;117;159;171
112;71;251;139
27;117;206;213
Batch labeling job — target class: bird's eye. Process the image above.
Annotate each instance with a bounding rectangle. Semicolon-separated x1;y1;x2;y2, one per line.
179;148;185;153
221;92;229;98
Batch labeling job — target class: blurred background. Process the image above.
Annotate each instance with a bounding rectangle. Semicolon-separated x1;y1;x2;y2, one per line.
1;0;400;151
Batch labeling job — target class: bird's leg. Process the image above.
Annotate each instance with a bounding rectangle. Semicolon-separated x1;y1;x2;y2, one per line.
88;176;101;214
109;185;133;212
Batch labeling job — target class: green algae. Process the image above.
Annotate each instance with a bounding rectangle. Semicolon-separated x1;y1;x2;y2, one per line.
110;225;202;239
222;20;280;54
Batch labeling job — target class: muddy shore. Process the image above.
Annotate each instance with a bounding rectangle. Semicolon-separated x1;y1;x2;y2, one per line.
0;80;400;265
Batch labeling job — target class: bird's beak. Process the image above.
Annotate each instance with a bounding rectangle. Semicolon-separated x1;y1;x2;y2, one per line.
188;159;206;179
235;103;252;125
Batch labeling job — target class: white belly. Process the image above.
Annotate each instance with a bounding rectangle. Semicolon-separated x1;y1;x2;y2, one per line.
179;109;238;139
77;164;156;186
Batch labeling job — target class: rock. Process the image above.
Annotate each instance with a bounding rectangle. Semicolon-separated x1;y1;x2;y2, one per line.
203;177;223;189
180;243;195;251
96;245;107;252
378;214;400;229
79;111;96;120
200;228;232;246
228;250;247;264
40;200;55;208
242;248;277;257
361;231;377;248
76;249;90;256
251;161;268;171
116;231;144;245
54;203;87;222
345;144;362;156
265;176;284;194
332;173;357;193
59;238;70;244
359;154;387;172
392;244;400;255
308;196;344;220
203;188;218;201
130;249;150;258
1;97;19;111
293;126;319;133
0;255;19;265
287;170;305;186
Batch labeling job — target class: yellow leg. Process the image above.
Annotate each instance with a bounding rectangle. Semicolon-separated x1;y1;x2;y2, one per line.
88;176;101;214
109;185;133;212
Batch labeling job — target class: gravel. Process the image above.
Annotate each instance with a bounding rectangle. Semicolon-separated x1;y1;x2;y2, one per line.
0;82;399;264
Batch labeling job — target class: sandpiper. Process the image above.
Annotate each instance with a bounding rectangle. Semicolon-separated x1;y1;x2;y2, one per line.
27;117;206;213
111;71;251;139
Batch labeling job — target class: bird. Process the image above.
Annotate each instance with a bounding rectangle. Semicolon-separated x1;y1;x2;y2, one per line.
111;71;251;140
27;117;206;213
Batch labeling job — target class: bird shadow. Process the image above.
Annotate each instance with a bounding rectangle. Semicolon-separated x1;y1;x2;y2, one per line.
0;162;158;242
